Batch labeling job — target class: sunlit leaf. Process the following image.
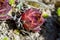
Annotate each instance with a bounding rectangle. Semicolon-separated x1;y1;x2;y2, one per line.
9;0;15;6
3;37;8;40
57;7;60;16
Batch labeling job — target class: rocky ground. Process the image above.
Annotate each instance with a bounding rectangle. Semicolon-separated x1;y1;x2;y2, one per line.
0;21;45;40
0;17;59;40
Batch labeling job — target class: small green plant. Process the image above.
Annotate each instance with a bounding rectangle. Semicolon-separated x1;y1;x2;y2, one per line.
42;12;49;18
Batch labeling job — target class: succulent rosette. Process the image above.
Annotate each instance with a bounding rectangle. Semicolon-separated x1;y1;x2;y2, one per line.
0;0;11;20
21;8;45;32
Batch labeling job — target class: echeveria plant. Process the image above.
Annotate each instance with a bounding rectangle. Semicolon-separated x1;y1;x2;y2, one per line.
21;8;44;32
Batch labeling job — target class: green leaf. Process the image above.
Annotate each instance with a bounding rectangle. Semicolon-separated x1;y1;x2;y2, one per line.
57;7;60;16
9;0;15;6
